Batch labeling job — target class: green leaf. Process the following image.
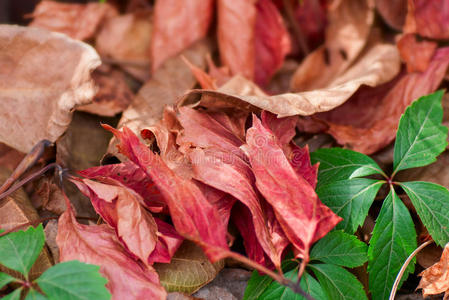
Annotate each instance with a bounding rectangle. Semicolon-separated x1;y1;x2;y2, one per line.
36;260;110;300
2;288;22;300
258;270;325;300
368;189;417;300
311;148;384;187
0;224;45;277
393;90;448;175
317;179;384;233
25;289;49;300
310;230;368;267
0;272;15;289
309;263;367;300
401;181;449;246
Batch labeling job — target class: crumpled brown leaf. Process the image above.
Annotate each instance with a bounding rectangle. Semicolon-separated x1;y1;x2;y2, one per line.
151;0;213;71
95;11;152;81
291;0;374;91
29;0;118;41
418;242;449;299
0;25;100;153
180;43;400;117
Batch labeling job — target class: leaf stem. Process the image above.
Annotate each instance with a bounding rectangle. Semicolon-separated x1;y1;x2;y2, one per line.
388;240;433;300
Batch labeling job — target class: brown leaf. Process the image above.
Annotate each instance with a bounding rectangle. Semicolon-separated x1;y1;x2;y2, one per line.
77;67;134;117
95;11;152;81
151;0;214;71
29;0;118;41
0;25;100;153
0;143;25;172
418;243;449;299
155;241;224;294
0;167;53;280
375;0;407;30
57;196;167;299
397;34;437;73
180;43;400;117
291;0;374;91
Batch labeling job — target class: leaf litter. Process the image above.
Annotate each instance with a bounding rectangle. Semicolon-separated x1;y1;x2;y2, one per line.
2;0;449;299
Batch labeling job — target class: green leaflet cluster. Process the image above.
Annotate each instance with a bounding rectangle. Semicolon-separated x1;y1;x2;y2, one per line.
243;230;368;300
312;90;449;300
0;225;110;300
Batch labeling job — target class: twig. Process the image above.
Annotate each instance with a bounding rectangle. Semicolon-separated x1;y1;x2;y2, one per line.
389;240;433;300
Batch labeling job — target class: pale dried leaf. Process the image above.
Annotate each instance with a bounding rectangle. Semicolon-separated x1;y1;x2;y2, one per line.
155;241;224;294
0;25;100;153
418;243;449;299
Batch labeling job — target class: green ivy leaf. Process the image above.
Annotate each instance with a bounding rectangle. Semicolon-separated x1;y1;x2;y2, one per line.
0;224;45;278
317;179;384;233
310;231;368;267
311;148;384;187
258;270;325;300
36;260;110;300
401;181;449;246
368;189;417;300
393;90;448;175
309;263;367;300
0;272;15;289
2;288;22;300
25;289;49;300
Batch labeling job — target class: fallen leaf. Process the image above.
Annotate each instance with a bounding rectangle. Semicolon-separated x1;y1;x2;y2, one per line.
78;67;134;117
404;0;449;40
180;43;400;117
294;0;327;51
291;0;374;91
375;0;407;30
397;34;437;73
0;25;100;153
151;0;214;71
242;115;341;260
418;242;449;299
95;11;152;81
29;0;118;41
155;241;224;294
0;143;25;172
57;195;166;300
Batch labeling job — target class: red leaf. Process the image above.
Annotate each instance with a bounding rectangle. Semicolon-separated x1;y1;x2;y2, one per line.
104;125;230;261
57;196;166;300
295;0;327;50
243;115;341;260
148;218;184;264
397;34;437;73
79;161;165;213
151;0;214;71
404;0;449;40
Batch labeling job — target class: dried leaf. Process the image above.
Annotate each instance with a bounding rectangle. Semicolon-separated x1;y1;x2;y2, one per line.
375;0;407;30
0;25;100;153
151;0;213;71
404;0;449;40
291;0;374;91
30;0;118;41
95;12;152;81
57;197;166;300
242;115;341;260
294;0;327;50
418;243;449;299
397;34;437;73
181;44;400;117
155;241;224;294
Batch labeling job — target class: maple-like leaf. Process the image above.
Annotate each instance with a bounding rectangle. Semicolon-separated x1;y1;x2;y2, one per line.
242;115;341;260
418;243;449;299
151;0;213;71
105;125;230;262
56;196;166;300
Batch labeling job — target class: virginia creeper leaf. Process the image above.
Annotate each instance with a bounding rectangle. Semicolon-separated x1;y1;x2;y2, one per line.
393;90;448;174
401;181;449;246
243;269;274;300
311;148;384;187
0;272;14;289
368;189;417;300
36;261;110;300
0;224;45;277
25;289;48;300
310;230;368;267
317;179;384;233
309;263;368;300
2;288;22;300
